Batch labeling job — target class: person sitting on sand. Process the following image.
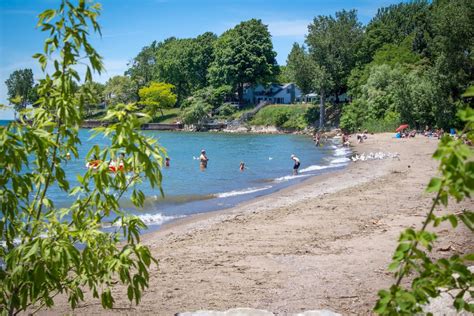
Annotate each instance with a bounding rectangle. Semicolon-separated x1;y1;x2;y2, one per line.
199;149;209;169
239;161;245;171
291;154;300;175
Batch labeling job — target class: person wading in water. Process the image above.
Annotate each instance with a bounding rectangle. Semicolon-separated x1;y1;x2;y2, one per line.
199;149;209;170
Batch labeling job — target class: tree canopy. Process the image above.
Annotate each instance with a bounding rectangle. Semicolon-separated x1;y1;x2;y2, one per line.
138;82;177;118
5;68;36;113
208;19;278;104
103;75;137;105
286;44;315;96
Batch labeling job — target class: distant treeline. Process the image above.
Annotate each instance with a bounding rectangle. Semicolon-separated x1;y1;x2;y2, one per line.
5;0;473;130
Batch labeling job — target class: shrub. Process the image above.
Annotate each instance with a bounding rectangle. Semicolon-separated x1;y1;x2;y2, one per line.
250;104;312;130
181;98;212;124
216;103;237;117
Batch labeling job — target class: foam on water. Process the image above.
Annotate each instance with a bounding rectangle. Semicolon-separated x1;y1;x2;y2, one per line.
215;186;273;198
334;147;350;156
113;213;185;226
274;174;311;182
330;157;351;164
299;163;346;173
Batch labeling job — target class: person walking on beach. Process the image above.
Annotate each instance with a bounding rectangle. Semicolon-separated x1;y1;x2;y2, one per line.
199;149;209;170
291;154;300;175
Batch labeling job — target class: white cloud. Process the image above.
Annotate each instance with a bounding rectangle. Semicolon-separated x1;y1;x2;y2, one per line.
267;19;310;37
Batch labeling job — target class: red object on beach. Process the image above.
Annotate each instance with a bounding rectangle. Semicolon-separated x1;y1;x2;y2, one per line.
396;124;409;132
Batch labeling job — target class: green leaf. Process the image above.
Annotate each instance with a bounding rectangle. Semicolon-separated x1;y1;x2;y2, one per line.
426;177;442;193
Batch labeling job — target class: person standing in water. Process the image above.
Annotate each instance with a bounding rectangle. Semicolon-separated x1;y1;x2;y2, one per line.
199;149;209;169
291;154;300;175
239;161;245;171
165;157;170;167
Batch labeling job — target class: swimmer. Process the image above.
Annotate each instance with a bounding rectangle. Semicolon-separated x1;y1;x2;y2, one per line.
239;161;245;171
199;149;208;169
291;154;300;175
165;157;170;167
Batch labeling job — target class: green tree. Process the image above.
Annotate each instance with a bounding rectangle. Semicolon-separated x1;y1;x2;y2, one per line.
191;85;233;110
359;1;431;64
0;1;163;314
77;81;105;117
276;65;291;84
286;44;315;98
190;32;218;89
306;9;364;128
5;68;36;114
181;98;212;125
138;82;177;118
125;41;158;88
209;19;278;104
150;33;217;103
430;0;474;100
103;75;137;105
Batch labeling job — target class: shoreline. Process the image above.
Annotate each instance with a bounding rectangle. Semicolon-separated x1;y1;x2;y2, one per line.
43;133;472;315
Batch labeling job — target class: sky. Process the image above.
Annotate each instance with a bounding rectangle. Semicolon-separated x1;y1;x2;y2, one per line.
0;0;402;119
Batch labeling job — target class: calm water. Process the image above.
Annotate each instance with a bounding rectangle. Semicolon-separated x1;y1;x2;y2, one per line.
1;120;350;229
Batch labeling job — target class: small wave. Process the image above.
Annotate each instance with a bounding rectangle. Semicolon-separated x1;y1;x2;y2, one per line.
330;157;350;164
112;213;184;227
334;147;350;157
215;186;272;198
274;174;311;182
300;164;338;173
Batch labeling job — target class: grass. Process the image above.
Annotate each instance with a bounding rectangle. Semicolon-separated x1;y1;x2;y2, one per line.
151;108;181;123
250;104;315;130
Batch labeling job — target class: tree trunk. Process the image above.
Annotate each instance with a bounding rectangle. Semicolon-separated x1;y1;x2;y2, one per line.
237;83;244;105
319;89;325;130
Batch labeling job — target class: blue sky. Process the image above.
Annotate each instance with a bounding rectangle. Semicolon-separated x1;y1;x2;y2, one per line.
0;0;401;119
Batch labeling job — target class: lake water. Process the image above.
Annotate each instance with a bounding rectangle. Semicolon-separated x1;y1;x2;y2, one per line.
1;120;351;230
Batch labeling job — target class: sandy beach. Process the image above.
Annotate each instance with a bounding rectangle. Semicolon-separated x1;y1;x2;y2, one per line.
43;133;472;315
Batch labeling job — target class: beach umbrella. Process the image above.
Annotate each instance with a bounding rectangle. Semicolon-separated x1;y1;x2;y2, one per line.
396;124;409;132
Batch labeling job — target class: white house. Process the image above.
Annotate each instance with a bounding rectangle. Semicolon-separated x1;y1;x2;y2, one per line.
243;83;350;105
243;83;303;105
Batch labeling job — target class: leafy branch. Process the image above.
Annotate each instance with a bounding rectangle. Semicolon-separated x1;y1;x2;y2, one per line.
375;107;474;315
0;1;164;315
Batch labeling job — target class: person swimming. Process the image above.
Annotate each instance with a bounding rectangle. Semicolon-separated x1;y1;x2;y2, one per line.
239;161;245;171
199;149;208;169
165;157;170;167
291;154;300;175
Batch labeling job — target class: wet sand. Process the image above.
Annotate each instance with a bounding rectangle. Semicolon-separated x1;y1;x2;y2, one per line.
43;133;472;315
